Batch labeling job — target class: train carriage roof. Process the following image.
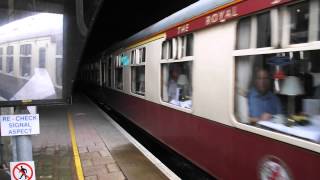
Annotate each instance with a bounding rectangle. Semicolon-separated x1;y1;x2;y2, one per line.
103;0;234;56
0;13;63;44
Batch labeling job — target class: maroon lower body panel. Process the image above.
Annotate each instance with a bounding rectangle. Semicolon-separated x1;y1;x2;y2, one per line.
99;88;320;180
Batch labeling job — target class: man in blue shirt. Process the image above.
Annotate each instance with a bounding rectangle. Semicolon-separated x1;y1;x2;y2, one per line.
248;68;282;123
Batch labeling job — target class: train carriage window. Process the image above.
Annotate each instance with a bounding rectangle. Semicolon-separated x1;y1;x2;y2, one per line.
6;57;13;74
236;0;320;50
161;62;192;109
56;36;63;56
0;48;2;71
168;40;173;59
161;41;167;59
115;55;123;90
319;0;320;40
178;35;194;58
257;12;271;48
236;17;251;49
162;41;168;59
20;44;32;77
20;44;32;55
107;57;112;87
186;34;194;56
161;34;193;109
131;50;136;64
131;47;145;96
131;66;145;96
55;36;63;86
162;34;192;60
139;47;146;63
93;63;97;84
6;46;14;74
89;64;92;81
178;37;185;58
235;50;320;144
162;40;173;59
115;67;123;90
237;11;272;49
56;58;63;86
39;48;46;68
20;57;31;77
7;46;13;55
289;1;309;44
101;60;106;87
94;62;100;85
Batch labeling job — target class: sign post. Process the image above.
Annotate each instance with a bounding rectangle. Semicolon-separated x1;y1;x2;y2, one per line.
0;106;38;180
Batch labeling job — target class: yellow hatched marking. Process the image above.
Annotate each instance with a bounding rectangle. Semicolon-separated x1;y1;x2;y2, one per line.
67;112;84;180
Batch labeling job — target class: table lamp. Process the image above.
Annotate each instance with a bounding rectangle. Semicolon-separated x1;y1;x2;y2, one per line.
280;76;305;115
139;73;145;84
177;74;188;86
267;55;291;93
138;73;145;93
177;74;189;101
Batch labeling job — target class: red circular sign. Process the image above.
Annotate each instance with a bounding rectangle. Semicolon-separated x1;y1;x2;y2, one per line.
259;155;292;180
12;162;34;180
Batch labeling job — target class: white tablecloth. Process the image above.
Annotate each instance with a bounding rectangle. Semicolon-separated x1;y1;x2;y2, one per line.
258;119;320;143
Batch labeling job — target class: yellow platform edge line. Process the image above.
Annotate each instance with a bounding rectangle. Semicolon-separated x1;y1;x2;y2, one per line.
67;112;84;180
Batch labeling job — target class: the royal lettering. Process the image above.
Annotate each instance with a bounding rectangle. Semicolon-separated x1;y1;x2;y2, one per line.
177;24;189;35
205;6;238;26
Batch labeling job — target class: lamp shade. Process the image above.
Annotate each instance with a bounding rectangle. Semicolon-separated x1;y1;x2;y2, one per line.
177;74;188;86
280;76;304;96
139;74;145;82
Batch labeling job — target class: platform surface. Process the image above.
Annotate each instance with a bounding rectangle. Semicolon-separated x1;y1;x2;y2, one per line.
27;94;170;180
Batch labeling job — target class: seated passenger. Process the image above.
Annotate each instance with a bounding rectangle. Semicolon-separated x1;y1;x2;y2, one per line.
168;65;181;102
248;68;282;124
314;85;320;99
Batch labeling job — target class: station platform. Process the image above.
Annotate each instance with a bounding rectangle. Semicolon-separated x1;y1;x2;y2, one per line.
1;94;178;180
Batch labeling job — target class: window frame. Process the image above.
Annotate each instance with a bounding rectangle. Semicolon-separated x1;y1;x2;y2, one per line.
19;44;32;78
232;0;320;153
160;33;194;112
236;10;275;50
55;57;63;87
39;47;46;68
130;46;146;97
281;0;320;48
6;45;14;74
114;54;124;90
0;47;3;71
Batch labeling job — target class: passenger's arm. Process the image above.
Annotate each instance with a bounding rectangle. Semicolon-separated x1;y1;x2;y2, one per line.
249;117;259;125
249;113;272;124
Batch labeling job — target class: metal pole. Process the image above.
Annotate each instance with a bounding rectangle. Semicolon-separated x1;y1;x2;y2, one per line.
0;107;15;162
0;107;10;180
10;137;17;162
16;136;32;161
0;108;3;165
14;106;34;161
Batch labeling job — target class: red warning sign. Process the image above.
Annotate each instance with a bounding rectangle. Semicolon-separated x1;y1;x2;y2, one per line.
10;161;35;180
